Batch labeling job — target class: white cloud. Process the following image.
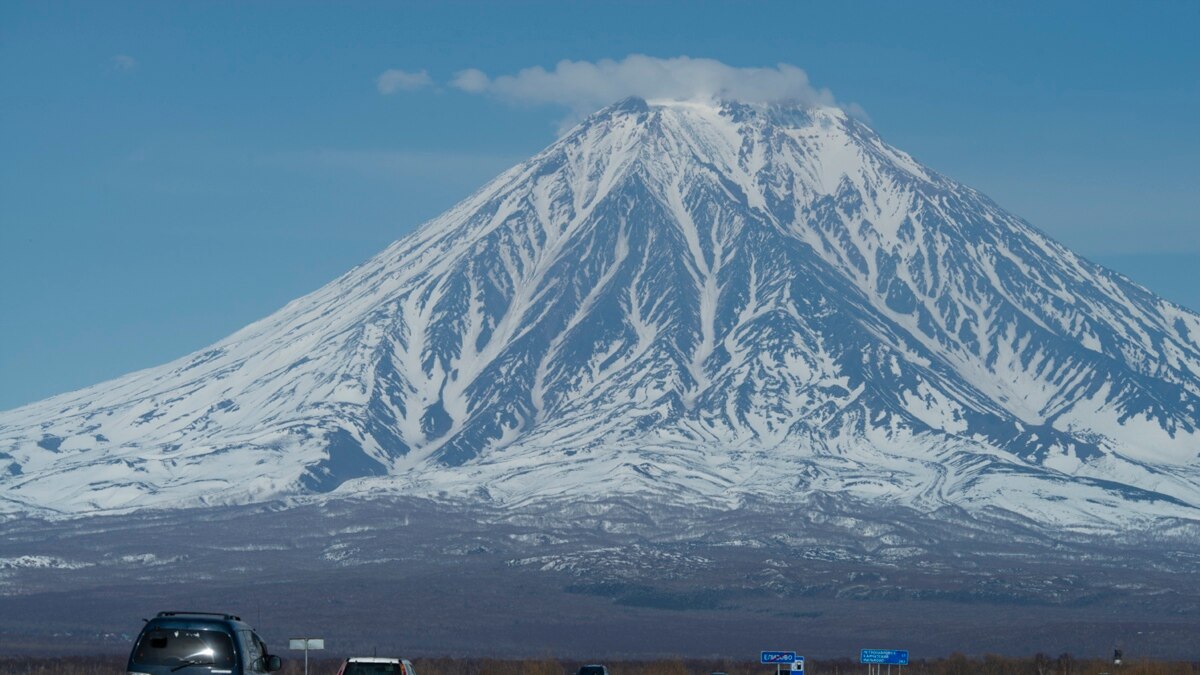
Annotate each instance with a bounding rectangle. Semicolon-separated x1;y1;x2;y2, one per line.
449;55;853;124
111;54;138;71
450;68;489;93
376;68;433;94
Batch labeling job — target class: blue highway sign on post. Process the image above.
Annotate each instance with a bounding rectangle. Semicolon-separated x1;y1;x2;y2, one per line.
792;656;806;672
861;649;909;665
761;651;797;664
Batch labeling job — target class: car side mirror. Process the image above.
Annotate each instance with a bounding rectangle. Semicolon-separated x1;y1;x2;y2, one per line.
266;655;282;672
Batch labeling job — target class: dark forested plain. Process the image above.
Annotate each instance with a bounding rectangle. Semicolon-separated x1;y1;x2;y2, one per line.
2;499;1198;659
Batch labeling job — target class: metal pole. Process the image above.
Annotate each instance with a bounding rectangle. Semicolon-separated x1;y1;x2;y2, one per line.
304;644;309;675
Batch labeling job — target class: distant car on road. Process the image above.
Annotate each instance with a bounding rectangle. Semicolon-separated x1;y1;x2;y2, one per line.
576;666;610;675
337;657;418;674
125;610;282;675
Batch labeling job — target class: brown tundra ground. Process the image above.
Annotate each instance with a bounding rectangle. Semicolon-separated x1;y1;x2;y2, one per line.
0;656;1198;675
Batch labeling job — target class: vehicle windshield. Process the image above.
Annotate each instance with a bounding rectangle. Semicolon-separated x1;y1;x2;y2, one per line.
130;628;236;668
345;663;403;674
578;668;607;675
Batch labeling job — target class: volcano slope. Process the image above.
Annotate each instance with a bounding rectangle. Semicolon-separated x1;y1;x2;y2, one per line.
1;97;1198;655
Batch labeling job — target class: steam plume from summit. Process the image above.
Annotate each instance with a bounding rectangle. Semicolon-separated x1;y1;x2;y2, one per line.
450;55;854;129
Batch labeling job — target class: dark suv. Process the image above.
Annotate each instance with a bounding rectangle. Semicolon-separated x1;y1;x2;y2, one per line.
126;611;282;674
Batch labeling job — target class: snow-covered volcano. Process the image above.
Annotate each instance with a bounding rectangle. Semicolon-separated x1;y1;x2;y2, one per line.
2;97;1198;529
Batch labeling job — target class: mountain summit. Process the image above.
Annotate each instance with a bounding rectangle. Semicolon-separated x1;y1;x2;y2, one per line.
2;98;1198;527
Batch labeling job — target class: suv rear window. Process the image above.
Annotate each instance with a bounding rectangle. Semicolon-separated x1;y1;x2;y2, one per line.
130;628;236;668
345;664;403;674
578;668;607;675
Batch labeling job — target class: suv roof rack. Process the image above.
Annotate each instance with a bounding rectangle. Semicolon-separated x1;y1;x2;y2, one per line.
156;611;242;621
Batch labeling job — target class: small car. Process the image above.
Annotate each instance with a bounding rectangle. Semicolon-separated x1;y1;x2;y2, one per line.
337;657;418;674
577;666;610;675
125;610;282;674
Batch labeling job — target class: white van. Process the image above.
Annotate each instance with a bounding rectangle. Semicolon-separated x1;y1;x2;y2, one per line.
336;657;417;675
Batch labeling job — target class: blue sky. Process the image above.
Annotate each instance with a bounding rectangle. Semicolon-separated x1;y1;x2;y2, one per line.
1;0;1198;410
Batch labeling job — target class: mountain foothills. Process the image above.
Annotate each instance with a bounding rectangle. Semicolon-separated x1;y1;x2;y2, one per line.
2;97;1198;531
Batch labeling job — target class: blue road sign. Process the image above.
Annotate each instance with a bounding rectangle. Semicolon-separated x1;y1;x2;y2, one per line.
761;651;797;664
861;649;909;665
793;656;806;672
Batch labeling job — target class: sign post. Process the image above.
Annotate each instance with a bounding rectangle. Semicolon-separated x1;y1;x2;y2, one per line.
861;649;908;675
289;638;325;675
761;651;798;675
